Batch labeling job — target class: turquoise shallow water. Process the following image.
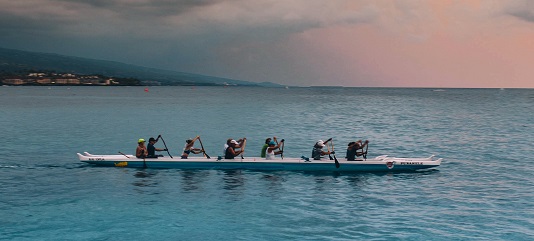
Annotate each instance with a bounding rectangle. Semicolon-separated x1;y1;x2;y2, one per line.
0;86;533;240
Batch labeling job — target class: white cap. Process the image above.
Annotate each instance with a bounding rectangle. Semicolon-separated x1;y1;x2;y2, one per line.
316;140;325;147
230;140;239;145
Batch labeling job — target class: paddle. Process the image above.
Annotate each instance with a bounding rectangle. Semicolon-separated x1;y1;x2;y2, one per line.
275;138;285;159
118;151;130;158
364;142;369;160
280;140;285;160
240;138;247;159
159;135;173;158
331;139;340;168
326;139;333;160
198;137;210;159
143;156;147;168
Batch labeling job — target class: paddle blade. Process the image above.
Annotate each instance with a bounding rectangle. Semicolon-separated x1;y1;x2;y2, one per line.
334;155;340;168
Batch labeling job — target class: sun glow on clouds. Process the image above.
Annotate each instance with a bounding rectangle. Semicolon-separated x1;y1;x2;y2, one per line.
282;1;534;87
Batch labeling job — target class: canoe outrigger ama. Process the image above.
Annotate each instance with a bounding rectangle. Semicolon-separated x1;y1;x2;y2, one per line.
77;152;442;172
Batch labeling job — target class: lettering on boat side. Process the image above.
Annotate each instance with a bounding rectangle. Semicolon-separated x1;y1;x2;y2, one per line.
114;162;128;167
88;158;104;161
400;162;423;165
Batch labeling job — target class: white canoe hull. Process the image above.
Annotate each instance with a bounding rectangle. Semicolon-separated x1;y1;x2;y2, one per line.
78;152;442;172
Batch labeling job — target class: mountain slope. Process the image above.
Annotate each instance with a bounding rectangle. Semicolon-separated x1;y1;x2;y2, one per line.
0;47;282;87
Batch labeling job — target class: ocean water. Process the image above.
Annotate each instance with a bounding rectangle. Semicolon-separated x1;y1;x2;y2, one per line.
0;86;532;240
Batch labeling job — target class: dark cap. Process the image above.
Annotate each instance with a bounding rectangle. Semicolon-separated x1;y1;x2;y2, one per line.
149;137;156;142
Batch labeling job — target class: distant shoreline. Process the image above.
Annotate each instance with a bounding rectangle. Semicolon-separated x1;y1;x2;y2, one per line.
3;84;532;90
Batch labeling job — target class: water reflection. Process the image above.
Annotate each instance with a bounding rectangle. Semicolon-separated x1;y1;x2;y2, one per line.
220;170;246;199
132;169;159;188
260;172;286;198
178;170;210;192
345;175;368;188
221;170;245;190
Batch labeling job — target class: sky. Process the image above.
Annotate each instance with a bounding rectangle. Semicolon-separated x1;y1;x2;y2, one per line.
1;0;534;88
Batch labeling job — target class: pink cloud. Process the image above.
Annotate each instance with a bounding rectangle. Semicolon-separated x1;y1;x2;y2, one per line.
284;1;534;88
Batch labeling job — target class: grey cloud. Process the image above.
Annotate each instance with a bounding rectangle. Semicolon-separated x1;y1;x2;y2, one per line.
1;0;378;40
504;0;534;22
0;0;381;86
57;0;230;17
509;10;534;22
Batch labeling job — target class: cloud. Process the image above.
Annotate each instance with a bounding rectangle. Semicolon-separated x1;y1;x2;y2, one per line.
1;0;533;87
503;0;534;22
0;0;378;38
0;0;381;63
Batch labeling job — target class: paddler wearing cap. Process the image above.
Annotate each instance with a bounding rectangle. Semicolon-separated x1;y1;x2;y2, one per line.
311;138;333;160
261;137;273;158
136;138;148;158
265;138;284;160
147;135;167;158
224;138;245;159
181;136;201;159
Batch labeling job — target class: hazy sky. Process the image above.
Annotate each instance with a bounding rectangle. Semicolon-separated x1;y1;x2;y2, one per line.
1;0;533;87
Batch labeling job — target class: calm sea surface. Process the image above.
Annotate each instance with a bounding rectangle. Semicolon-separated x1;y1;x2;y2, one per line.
1;86;533;240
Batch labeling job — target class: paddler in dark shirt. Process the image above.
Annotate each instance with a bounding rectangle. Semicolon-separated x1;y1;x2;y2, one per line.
147;135;167;158
225;139;244;159
346;140;369;161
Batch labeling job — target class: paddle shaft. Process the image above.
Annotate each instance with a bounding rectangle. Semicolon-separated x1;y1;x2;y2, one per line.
281;141;284;159
118;151;130;158
198;137;210;159
275;139;284;159
159;136;173;158
326;140;333;160
364;142;369;160
240;139;247;159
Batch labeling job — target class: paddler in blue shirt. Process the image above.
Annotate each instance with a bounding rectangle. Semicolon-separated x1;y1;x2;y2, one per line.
311;138;333;160
147;135;167;158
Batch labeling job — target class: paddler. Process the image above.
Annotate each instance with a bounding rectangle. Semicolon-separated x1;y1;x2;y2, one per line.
265;139;284;160
224;138;245;159
135;138;148;158
311;138;333;160
181;136;202;159
346;140;369;161
147;135;167;158
260;137;273;158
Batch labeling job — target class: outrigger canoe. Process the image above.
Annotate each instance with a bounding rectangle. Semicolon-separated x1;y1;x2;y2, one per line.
78;152;442;172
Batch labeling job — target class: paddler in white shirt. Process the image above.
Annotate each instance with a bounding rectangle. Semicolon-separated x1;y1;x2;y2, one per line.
265;139;284;160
